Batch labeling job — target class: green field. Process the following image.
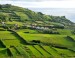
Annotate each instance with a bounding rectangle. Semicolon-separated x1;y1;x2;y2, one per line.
0;4;75;58
0;31;18;39
57;29;73;35
6;21;23;26
54;48;75;58
26;45;43;57
17;31;75;48
0;28;74;58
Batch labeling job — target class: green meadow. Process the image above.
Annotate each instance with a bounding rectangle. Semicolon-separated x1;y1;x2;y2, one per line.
0;4;75;58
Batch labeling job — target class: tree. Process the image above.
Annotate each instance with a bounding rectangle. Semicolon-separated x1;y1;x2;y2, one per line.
0;13;7;21
0;5;2;9
38;12;44;15
3;4;11;8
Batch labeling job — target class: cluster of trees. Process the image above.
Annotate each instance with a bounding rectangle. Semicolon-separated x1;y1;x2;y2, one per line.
39;29;59;34
52;25;64;29
0;4;11;10
72;30;75;34
28;26;59;34
0;13;9;22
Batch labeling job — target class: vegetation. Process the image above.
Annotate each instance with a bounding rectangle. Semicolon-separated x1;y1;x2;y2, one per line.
0;4;75;58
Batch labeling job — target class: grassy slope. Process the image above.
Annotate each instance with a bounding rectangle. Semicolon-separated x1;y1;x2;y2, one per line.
15;12;29;21
0;29;74;57
6;21;23;26
42;46;62;58
70;36;75;40
0;48;8;57
0;31;21;48
54;48;75;58
17;32;75;47
26;45;43;57
3;40;20;47
57;29;73;35
0;4;75;58
0;31;18;39
34;45;51;57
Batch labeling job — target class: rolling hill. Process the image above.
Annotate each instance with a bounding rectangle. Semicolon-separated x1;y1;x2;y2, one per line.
0;4;75;58
0;4;75;29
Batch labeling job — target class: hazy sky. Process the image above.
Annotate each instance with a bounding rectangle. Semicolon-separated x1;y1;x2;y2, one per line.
29;8;75;22
0;0;75;22
1;0;75;1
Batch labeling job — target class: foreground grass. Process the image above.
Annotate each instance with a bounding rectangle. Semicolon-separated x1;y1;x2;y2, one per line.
57;29;73;35
54;48;75;58
0;31;22;48
0;29;74;58
0;31;18;39
17;32;75;47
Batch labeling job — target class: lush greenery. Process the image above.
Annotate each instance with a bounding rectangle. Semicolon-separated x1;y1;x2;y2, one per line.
0;4;75;58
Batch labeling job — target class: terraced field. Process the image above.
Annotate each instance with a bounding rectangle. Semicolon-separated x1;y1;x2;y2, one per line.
57;29;73;35
54;48;75;58
17;30;75;49
6;21;23;26
15;12;30;21
0;29;75;58
70;36;75;40
42;46;62;58
26;45;43;57
0;31;18;39
0;4;75;58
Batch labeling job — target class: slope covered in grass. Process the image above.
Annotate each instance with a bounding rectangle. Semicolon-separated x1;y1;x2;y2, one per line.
0;4;75;29
26;45;43;57
57;29;73;35
17;32;75;47
42;46;62;58
0;31;18;39
54;48;75;58
0;4;75;58
0;48;8;57
34;45;51;57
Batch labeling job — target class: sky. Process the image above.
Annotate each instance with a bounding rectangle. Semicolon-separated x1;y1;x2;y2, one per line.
0;0;75;22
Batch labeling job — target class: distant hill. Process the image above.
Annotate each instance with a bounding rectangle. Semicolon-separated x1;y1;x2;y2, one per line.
0;4;75;29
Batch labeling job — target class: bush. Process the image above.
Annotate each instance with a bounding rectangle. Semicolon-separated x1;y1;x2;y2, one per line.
0;28;6;31
72;30;75;34
41;29;59;34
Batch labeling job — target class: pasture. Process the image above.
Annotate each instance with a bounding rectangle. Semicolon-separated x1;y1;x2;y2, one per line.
0;29;75;58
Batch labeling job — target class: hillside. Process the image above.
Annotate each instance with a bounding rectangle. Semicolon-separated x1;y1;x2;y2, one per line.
0;4;75;29
0;4;75;58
